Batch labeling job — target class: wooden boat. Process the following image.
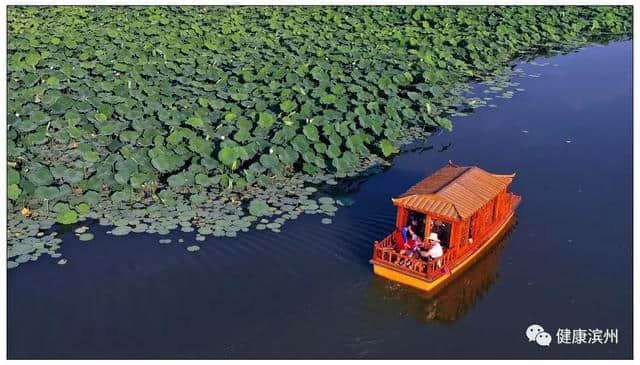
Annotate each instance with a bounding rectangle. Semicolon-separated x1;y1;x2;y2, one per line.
369;222;515;323
370;161;521;294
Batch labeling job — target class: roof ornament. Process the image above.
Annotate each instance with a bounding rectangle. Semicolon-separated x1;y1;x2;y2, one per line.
447;160;459;167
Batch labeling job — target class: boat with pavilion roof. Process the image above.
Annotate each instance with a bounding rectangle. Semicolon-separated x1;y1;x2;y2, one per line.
370;161;521;294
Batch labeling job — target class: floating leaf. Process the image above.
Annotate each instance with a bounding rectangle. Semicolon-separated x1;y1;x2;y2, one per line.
78;233;94;242
280;100;297;113
26;166;53;186
258;111;275;129
218;147;238;168
380;139;399;157
56;209;78;225
248;199;272;216
303;124;320;142
187;116;205;128
8;184;21;200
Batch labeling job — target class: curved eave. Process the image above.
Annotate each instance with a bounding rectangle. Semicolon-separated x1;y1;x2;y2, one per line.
391;195;462;221
490;172;516;186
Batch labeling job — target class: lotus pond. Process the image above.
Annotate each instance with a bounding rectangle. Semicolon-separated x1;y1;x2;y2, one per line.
7;6;632;359
8;37;632;359
6;6;632;268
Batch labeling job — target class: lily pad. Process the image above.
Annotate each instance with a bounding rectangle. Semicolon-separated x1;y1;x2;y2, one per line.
78;233;94;242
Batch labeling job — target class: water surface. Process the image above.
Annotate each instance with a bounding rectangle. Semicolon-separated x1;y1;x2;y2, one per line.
8;41;632;359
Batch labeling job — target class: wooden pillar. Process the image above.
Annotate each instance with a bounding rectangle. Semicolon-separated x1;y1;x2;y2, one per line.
395;207;408;229
424;215;432;242
450;221;460;250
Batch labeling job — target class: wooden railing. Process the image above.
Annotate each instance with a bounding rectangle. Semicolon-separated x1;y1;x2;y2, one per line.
372;231;453;281
372;194;520;282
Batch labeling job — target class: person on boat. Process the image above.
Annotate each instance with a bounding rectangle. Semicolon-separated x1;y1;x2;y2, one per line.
409;231;424;253
421;232;443;260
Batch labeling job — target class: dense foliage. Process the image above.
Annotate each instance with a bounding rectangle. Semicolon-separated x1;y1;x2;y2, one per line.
7;6;632;220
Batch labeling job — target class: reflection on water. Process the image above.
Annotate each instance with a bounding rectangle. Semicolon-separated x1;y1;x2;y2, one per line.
368;219;517;325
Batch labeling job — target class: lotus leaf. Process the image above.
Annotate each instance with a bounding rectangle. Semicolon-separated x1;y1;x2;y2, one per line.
258;112;276;129
26;165;53;186
280;100;297;113
56;209;78;225
8;184;21;200
249;199;272;216
380;139;399;157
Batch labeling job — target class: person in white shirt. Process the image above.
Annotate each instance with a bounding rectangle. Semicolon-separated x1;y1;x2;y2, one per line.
421;232;443;260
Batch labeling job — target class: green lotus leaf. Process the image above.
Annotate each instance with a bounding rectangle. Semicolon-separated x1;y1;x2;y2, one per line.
380;139;399;157
110;190;130;203
168;172;192;187
187;245;200;252
56;209;78;225
259;153;279;169
23;130;48;146
8;184;21;200
194;173;211;186
52;202;70;212
311;66;329;82
224;112;237;121
234;128;251;142
31;111;50;125
326;144;342;159
303;124;320;142
436;116;453;131
158;189;176;206
248;199;272;216
130;172;153;188
63;168;84;184
320;93;337;104
218;147;238;168
187;115;205;128
332;157;349;172
78;233;95;242
120;130;140;143
258;111;276;129
26;165;53;186
50;95;73;114
25;53;40;67
83;190;100;205
75;203;90;215
15;119;38;133
278;147;299;165
280;100;297;113
64;110;81;125
151;153;183;173
46;75;59;85
189;136;213;156
81;149;100;163
314;143;327;154
8;168;20;185
166;127;189;145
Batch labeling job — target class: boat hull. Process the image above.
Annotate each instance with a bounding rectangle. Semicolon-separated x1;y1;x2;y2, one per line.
372;211;516;295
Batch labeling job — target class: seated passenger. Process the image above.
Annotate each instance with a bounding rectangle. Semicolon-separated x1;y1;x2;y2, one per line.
421;232;443;260
393;229;405;250
410;233;424;252
401;225;410;243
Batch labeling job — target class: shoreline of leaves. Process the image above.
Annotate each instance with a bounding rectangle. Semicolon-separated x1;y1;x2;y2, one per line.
6;6;632;268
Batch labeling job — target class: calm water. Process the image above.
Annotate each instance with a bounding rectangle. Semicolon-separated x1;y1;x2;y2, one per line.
8;41;632;359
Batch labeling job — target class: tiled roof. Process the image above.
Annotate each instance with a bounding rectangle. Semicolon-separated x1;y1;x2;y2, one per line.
392;162;515;220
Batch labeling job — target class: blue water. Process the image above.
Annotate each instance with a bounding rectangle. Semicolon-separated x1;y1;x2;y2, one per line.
7;41;632;359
